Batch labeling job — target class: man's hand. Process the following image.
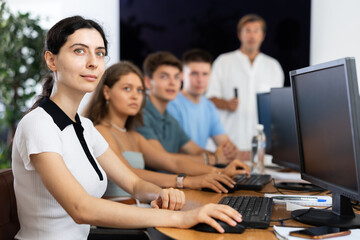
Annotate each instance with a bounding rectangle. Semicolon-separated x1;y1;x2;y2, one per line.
227;97;239;112
214;145;230;164
221;160;250;178
221;140;238;160
184;173;236;193
237;151;251;161
210;97;239;112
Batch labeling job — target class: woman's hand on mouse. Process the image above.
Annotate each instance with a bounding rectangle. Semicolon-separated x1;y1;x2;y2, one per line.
176;203;242;233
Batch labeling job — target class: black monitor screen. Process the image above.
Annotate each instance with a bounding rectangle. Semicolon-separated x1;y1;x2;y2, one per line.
290;57;360;228
257;93;272;154
293;64;357;194
270;87;300;171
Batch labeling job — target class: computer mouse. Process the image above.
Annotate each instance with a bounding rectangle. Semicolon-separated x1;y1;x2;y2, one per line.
213;163;227;168
201;181;236;193
192;220;245;233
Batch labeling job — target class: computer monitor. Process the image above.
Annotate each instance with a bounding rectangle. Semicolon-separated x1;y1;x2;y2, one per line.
270;87;300;171
270;88;323;192
257;92;272;154
290;57;360;228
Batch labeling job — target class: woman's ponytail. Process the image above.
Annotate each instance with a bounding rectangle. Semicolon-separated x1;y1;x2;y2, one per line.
26;73;54;113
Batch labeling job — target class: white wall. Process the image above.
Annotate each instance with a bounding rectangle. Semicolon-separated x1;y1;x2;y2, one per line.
8;0;119;65
311;0;360;74
7;0;120;112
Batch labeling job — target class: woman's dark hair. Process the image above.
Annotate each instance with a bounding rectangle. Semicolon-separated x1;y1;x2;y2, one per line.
84;61;146;130
28;16;108;113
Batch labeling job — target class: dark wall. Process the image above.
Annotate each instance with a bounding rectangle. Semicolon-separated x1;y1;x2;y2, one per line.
120;0;311;86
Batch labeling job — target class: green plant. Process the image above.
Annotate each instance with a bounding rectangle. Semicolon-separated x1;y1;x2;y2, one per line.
0;0;46;168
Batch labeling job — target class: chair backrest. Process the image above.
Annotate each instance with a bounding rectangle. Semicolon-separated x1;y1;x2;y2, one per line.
0;169;20;240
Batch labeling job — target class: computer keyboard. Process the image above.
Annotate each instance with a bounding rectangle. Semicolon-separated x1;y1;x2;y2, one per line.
234;174;271;190
192;196;273;233
201;174;272;193
219;196;273;229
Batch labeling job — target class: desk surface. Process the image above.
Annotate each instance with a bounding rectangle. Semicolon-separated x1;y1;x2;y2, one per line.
155;182;318;240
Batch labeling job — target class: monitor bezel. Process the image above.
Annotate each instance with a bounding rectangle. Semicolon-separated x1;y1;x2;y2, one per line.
290;57;360;201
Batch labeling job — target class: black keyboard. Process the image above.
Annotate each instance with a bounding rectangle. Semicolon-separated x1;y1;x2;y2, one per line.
234;174;271;190
219;196;273;229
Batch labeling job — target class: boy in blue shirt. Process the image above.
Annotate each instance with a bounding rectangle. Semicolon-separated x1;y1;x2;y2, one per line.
167;49;250;160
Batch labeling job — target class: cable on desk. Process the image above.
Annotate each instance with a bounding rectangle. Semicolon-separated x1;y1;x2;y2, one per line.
270;179;327;195
270;206;332;226
270;208;314;226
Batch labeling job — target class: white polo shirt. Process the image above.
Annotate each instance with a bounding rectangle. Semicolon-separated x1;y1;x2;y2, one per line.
206;50;284;150
12;98;109;240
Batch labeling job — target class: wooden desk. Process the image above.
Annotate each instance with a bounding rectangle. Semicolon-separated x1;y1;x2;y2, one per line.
155;182;316;240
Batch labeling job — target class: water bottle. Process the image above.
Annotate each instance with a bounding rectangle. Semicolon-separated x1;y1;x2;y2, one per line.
251;124;266;174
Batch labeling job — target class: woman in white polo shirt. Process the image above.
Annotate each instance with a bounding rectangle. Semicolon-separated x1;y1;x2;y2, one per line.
12;16;242;239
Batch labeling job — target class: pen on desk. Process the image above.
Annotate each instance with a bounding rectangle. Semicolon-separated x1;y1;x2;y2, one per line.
271;196;327;202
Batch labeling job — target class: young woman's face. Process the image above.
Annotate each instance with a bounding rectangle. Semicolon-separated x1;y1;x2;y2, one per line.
105;73;145;117
51;28;106;94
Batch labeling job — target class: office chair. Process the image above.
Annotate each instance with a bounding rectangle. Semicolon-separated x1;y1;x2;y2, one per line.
88;228;152;240
0;169;20;240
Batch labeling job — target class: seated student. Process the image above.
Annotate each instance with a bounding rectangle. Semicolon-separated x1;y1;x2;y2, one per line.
84;61;250;194
12;16;243;238
167;49;250;160
136;51;235;165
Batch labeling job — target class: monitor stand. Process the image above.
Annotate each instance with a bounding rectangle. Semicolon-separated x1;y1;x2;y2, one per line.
291;193;360;228
274;182;324;192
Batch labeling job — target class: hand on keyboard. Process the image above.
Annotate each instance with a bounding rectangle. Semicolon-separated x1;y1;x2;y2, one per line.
201;180;236;193
195;173;236;193
220;160;251;178
219;196;273;229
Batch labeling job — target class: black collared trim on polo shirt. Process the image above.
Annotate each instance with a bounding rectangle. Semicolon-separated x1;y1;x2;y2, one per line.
39;97;104;181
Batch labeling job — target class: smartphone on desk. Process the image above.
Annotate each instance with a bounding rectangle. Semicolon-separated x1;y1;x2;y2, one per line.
289;226;350;239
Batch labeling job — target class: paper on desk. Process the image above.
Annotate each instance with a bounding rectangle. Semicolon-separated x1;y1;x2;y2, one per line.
286;202;310;211
273;226;303;240
273;226;360;240
265;170;303;181
265;194;332;206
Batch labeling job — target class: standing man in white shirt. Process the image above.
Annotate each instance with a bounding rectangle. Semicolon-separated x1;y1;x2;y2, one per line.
206;14;284;151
